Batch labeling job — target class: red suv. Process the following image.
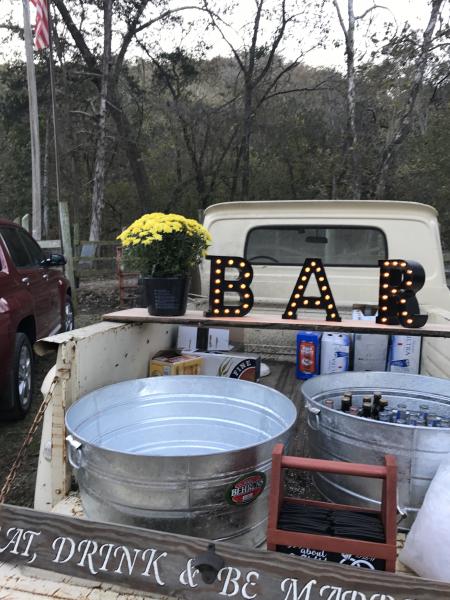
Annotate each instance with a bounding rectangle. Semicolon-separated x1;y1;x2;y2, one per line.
0;220;74;419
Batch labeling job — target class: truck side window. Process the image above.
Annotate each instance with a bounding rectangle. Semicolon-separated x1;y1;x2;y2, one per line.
245;226;387;267
17;229;45;266
0;227;32;268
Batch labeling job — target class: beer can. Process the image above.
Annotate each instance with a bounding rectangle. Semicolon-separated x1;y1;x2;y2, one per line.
396;404;407;420
419;404;430;419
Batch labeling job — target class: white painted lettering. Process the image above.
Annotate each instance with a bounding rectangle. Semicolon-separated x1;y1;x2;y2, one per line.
77;539;99;575
179;558;199;588
281;578;317;600
141;548;167;586
0;528;24;555
52;536;76;564
342;592;366;600
98;543;115;572
21;530;41;564
242;570;259;600
218;566;242;597
320;586;342;600
113;546;141;575
369;596;395;600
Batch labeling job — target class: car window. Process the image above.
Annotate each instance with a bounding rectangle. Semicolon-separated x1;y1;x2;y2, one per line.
17;229;44;265
245;226;387;267
0;227;32;268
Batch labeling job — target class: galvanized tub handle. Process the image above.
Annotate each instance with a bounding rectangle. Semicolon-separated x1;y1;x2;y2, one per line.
66;435;83;470
306;404;321;431
397;505;408;525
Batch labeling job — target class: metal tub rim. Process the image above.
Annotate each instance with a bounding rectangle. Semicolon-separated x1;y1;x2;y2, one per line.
302;371;450;428
65;375;297;459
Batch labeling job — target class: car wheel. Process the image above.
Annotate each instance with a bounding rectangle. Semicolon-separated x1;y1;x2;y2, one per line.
63;295;75;332
0;333;34;420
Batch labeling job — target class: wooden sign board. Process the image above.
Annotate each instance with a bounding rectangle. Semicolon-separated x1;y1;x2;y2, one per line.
1;503;449;600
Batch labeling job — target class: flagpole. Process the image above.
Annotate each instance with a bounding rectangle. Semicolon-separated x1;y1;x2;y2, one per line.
47;0;77;304
22;0;42;240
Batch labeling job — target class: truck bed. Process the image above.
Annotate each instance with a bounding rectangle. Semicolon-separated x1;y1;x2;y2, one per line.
3;350;419;599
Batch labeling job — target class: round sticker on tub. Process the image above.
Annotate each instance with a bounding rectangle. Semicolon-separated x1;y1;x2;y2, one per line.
226;472;266;506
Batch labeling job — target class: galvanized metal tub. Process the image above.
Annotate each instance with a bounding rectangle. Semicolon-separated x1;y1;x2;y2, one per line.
65;375;297;546
302;372;450;530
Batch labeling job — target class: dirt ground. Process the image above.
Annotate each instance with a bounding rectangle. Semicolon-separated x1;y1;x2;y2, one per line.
0;278;121;507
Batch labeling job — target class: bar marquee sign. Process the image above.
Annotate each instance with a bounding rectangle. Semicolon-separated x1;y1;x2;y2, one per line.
205;257;428;329
0;503;449;599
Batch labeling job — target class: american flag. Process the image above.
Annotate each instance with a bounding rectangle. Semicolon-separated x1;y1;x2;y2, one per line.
30;0;49;50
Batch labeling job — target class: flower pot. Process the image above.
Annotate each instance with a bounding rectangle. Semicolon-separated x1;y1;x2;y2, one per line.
142;276;190;316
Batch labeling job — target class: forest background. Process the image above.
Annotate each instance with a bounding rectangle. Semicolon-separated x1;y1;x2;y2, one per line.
1;0;450;247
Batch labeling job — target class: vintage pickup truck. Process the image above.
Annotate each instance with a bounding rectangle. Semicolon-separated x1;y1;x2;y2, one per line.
2;200;450;599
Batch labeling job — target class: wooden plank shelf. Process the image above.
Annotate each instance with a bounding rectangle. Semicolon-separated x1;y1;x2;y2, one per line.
102;308;450;338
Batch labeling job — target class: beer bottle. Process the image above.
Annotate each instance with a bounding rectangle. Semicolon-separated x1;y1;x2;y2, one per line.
373;393;388;420
373;391;382;408
341;393;351;413
361;395;372;419
378;397;388;412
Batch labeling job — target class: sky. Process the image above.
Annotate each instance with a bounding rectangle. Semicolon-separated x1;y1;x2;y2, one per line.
0;1;444;69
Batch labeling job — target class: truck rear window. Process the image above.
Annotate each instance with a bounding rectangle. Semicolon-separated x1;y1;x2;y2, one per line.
245;226;387;267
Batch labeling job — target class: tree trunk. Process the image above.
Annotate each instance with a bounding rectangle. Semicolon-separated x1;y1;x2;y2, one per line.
333;0;360;199
375;0;444;197
345;0;359;199
53;0;152;212
240;85;253;201
89;0;113;242
230;141;244;202
108;89;152;211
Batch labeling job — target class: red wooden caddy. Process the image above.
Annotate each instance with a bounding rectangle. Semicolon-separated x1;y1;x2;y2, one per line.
267;444;398;572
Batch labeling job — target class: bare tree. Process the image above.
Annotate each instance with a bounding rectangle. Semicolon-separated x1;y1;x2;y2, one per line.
202;0;315;201
375;0;446;197
52;0;208;216
332;0;387;198
89;0;113;242
145;49;239;210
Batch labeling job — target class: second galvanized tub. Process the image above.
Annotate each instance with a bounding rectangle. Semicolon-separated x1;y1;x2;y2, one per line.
302;372;450;530
65;376;296;547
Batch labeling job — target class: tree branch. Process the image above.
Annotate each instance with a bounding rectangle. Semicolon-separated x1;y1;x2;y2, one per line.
356;4;389;21
332;0;348;42
53;0;98;73
114;0;149;85
134;5;213;35
201;0;246;73
261;81;333;103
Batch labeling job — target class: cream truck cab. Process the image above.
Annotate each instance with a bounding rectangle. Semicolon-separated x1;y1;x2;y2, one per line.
199;200;450;312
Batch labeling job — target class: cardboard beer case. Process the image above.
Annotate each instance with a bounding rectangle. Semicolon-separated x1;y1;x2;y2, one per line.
320;332;350;375
149;351;203;376
352;305;389;372
296;331;321;380
192;351;260;381
177;325;230;352
388;335;422;374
